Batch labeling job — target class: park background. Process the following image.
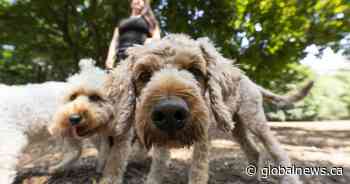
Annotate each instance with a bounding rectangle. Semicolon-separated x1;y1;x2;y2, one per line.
1;1;350;184
0;0;349;121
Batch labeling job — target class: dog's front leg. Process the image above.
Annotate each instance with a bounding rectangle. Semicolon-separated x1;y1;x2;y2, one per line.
99;134;131;184
95;135;112;174
48;137;82;173
146;146;170;184
189;137;210;184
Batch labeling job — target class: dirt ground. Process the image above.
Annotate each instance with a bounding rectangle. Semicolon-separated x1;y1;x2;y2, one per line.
14;121;350;184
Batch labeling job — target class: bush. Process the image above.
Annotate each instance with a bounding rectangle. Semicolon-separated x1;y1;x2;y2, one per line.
266;70;350;121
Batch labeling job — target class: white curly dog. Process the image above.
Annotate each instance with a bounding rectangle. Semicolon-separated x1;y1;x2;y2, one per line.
0;59;107;183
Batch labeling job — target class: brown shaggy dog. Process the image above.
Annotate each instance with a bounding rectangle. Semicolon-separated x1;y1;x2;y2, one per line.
121;34;308;184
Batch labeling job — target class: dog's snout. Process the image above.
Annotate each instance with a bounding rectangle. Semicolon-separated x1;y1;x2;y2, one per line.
151;97;189;132
69;114;82;126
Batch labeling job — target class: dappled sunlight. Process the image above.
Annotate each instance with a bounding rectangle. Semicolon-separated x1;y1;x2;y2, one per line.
15;121;350;184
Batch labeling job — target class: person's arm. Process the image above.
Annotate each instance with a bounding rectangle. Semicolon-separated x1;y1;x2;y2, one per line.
138;0;160;39
105;27;119;69
150;21;161;39
145;26;160;44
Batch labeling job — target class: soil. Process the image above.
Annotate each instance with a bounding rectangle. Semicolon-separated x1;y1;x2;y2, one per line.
14;121;350;184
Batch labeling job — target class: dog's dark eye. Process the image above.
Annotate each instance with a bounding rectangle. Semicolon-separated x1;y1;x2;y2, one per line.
89;94;102;102
188;67;204;79
138;72;151;83
69;93;78;101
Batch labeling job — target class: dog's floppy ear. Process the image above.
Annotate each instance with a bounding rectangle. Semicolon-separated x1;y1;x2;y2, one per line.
197;37;241;132
103;59;136;136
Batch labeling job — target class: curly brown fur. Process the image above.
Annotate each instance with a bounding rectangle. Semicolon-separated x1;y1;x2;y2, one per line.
98;61;136;184
47;85;115;174
117;34;235;184
49;87;113;138
122;34;305;184
198;36;303;184
136;69;209;149
258;80;314;107
48;64;135;184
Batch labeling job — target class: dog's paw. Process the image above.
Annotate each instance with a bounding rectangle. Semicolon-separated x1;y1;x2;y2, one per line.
95;165;105;175
217;121;235;132
98;176;113;184
280;175;302;184
99;176;123;184
48;166;63;174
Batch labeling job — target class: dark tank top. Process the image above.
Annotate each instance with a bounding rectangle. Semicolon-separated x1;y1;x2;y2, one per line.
117;16;151;61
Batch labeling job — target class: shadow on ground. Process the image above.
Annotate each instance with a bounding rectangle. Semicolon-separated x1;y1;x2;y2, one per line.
14;121;350;184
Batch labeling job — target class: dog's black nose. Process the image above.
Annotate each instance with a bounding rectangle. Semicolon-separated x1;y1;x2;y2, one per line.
69;114;82;126
151;97;189;133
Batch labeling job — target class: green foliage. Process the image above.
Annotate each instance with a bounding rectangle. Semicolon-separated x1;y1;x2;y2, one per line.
335;70;350;114
1;0;130;84
0;0;349;121
267;71;350;121
157;0;349;87
0;0;349;84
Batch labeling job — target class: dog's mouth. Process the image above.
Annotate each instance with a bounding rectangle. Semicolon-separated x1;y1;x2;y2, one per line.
70;125;96;139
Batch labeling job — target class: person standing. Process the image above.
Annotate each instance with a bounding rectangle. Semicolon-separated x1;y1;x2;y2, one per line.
105;0;160;69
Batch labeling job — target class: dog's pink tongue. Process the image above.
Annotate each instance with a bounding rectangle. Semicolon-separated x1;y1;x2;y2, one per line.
71;127;83;139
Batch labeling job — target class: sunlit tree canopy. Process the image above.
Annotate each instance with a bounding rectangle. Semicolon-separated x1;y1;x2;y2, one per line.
0;0;349;85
